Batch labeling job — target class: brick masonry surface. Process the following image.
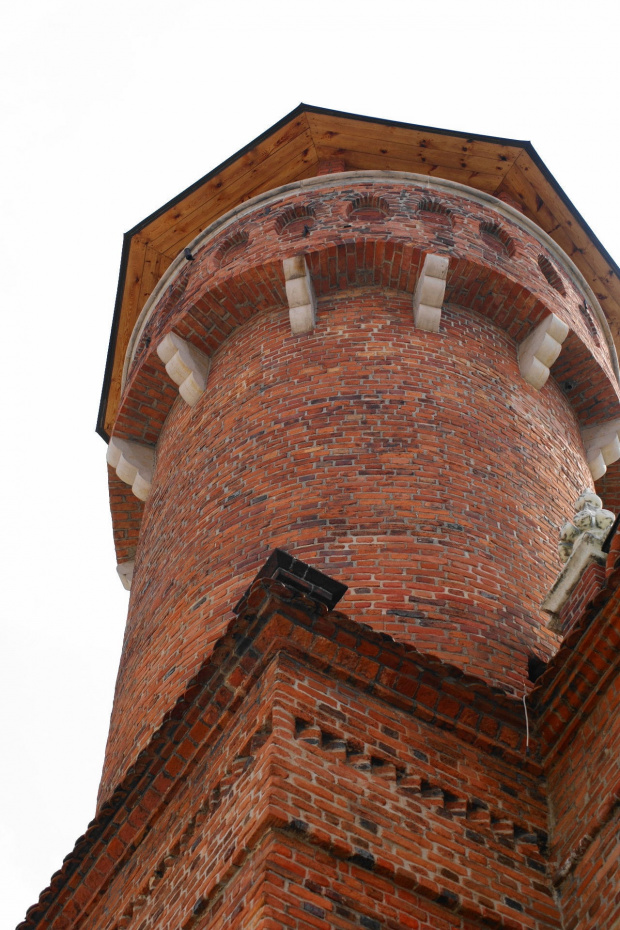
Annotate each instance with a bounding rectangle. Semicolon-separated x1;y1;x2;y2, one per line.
101;289;593;801
22;581;620;930
102;179;617;811
19;584;562;930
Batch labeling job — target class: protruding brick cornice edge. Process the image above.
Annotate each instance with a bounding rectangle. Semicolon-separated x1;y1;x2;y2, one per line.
19;579;534;930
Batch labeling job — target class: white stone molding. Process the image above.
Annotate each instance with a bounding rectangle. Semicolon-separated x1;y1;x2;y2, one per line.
557;491;614;563
117;561;135;591
518;313;569;390
106;437;156;502
542;532;607;630
412;253;449;333
283;255;317;334
156;332;210;407
581;419;620;481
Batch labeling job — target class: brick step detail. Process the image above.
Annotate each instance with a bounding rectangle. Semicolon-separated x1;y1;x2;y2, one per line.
294;717;548;857
108;717;272;930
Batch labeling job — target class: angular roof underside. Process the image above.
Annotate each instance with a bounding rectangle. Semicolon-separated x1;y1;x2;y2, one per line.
98;103;620;439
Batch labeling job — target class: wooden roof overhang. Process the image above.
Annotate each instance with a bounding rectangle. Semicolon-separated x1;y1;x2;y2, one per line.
98;104;620;440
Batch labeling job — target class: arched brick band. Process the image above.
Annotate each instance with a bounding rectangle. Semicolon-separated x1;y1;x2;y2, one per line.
123;173;619;386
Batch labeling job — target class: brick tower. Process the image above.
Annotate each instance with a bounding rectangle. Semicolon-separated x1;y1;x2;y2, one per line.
21;106;620;930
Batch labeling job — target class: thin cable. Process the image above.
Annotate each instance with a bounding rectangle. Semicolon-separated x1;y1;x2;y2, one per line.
522;692;530;756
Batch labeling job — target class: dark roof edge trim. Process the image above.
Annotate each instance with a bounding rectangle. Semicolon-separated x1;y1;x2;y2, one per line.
521;140;620;282
96;232;132;441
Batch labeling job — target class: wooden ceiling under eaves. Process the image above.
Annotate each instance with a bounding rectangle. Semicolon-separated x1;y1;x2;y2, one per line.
99;104;620;439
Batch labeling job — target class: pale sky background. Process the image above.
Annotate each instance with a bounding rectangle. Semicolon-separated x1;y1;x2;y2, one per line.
1;1;619;926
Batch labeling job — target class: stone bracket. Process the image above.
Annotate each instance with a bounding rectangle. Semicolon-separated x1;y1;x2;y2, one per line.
542;532;606;629
283;256;317;334
581;419;620;480
117;561;135;591
107;438;156;502
157;332;210;407
413;253;449;333
518;313;569;390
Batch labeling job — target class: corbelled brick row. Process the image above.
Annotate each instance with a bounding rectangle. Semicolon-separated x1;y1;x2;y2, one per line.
126;181;614;385
102;288;592;798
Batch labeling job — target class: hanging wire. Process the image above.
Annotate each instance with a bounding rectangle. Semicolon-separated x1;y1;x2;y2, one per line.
522;692;530;756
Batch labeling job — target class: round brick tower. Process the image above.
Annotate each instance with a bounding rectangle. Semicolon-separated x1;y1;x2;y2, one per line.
22;107;620;930
98;108;620;803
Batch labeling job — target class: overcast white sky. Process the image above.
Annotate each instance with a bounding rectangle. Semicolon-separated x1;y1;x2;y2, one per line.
1;1;619;926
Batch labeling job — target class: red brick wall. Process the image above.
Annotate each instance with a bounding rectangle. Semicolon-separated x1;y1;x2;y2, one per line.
545;662;620;929
61;601;560;930
553;560;606;636
29;581;620;930
100;289;591;802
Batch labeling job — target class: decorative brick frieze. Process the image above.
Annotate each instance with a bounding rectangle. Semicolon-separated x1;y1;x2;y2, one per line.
293;715;548;856
124;178;617;392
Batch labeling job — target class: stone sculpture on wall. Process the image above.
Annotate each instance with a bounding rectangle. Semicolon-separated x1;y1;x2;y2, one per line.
558;491;615;563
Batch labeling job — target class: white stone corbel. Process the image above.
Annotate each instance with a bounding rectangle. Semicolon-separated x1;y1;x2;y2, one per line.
518;313;569;390
413;253;449;333
156;332;210;406
283;255;317;334
581;419;620;480
106;437;156;501
117;561;135;591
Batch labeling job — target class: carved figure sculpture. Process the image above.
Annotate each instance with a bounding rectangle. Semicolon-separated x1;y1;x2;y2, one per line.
558;491;615;563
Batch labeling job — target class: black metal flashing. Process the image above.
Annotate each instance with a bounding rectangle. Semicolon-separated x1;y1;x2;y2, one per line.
233;548;348;614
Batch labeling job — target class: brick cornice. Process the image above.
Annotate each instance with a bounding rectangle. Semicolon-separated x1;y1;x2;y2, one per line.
21;580;535;930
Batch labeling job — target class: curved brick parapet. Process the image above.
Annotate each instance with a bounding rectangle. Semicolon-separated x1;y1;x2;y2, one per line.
100;176;618;803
